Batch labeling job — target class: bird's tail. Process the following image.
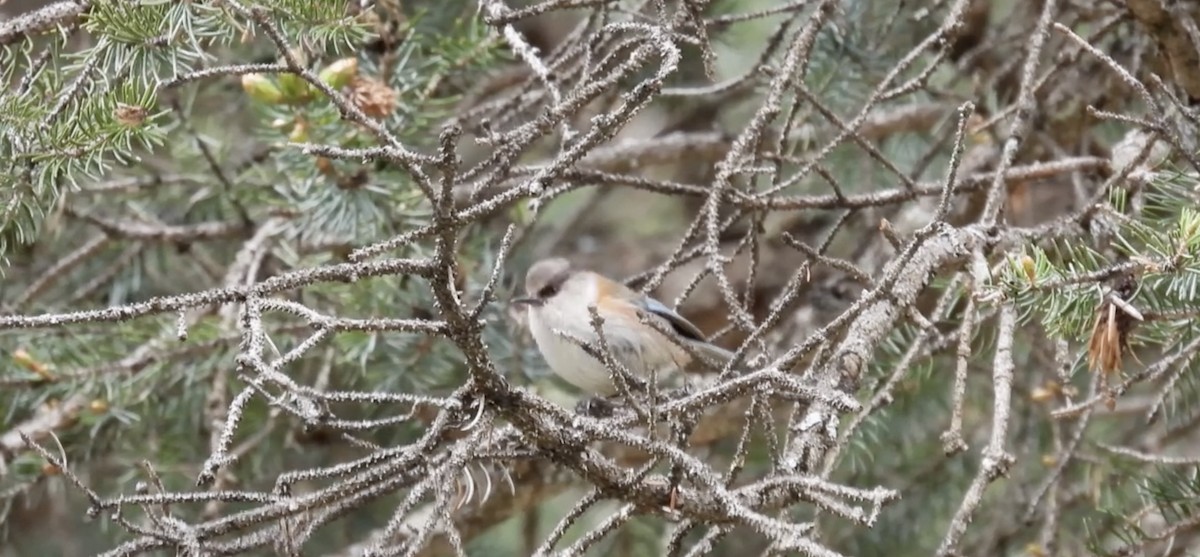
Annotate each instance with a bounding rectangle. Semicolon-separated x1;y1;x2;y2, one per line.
683;339;747;372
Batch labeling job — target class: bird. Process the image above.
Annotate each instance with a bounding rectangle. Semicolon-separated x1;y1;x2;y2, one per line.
511;257;736;398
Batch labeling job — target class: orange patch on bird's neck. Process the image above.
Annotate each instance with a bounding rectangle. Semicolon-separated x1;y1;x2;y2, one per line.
591;275;642;318
590;272;613;300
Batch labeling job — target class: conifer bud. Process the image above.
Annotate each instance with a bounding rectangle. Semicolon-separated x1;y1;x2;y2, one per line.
1019;255;1036;286
319;58;359;90
114;104;148;128
288;119;309;143
348;76;398;118
241;73;284;104
277;72;313;103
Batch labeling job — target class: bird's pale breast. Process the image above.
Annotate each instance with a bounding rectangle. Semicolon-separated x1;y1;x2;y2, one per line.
527;307;623;395
526;297;687;396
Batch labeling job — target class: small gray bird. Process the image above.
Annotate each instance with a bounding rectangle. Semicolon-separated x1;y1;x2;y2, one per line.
512;258;735;396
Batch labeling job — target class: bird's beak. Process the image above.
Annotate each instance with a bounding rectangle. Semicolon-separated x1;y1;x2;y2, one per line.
511;297;542;308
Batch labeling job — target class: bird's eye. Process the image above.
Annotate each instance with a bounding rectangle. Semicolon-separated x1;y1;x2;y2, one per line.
538;283;559;298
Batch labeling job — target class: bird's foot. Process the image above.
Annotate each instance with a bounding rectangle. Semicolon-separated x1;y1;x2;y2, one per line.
574;395;616;418
664;383;694;402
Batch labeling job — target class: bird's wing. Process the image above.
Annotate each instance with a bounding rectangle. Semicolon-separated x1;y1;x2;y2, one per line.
637;295;737;370
635;295;707;342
